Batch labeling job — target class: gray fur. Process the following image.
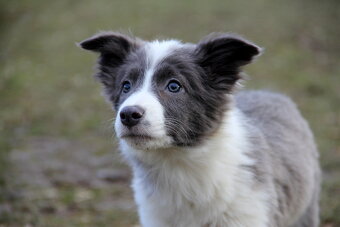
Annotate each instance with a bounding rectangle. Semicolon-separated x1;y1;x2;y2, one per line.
236;90;321;227
79;32;146;109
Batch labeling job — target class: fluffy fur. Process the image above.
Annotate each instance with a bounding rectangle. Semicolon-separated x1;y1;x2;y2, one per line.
79;32;320;227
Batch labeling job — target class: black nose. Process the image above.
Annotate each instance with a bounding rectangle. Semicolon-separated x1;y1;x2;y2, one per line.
120;106;145;127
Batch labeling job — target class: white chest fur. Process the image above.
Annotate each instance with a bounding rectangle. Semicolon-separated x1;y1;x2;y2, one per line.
121;109;270;227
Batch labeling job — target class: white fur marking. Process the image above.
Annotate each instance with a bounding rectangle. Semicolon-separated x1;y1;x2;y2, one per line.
132;107;270;227
115;40;183;150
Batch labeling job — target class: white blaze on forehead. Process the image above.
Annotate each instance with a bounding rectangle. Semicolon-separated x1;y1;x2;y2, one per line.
120;39;183;107
146;40;183;68
142;40;183;91
115;40;183;149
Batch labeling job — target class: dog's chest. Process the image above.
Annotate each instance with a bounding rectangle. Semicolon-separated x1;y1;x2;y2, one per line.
131;152;245;226
133;171;268;227
133;174;222;227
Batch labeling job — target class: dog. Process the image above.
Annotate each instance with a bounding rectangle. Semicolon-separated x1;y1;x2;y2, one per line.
79;32;321;227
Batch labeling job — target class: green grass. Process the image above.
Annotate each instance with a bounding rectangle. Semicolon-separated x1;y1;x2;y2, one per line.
1;0;339;226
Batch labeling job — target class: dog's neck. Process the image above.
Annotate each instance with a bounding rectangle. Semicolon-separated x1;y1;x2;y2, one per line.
120;106;254;204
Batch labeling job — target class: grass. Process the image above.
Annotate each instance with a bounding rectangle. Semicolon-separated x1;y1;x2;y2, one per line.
0;0;339;226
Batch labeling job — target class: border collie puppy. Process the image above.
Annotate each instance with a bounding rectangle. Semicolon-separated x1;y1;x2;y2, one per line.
79;32;320;227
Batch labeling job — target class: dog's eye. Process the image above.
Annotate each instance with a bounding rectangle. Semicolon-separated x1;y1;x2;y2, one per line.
167;80;181;93
122;81;131;93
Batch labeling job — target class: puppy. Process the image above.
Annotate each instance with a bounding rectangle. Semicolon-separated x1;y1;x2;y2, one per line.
79;32;320;227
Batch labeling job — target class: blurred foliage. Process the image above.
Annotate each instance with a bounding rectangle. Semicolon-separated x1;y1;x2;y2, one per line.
0;0;339;226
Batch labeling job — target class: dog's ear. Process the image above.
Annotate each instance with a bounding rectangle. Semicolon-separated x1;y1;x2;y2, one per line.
195;33;262;92
78;32;142;87
78;31;141;66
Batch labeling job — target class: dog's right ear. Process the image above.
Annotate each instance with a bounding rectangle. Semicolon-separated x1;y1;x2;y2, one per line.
78;32;142;93
78;31;142;69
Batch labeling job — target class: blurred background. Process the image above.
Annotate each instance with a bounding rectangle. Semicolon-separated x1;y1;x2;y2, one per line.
0;0;339;226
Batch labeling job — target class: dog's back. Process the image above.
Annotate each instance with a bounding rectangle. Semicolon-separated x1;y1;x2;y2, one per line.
236;90;320;227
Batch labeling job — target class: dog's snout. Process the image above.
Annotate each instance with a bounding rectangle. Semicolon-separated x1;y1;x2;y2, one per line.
120;106;145;127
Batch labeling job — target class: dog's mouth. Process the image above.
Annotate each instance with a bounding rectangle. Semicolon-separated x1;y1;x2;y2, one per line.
121;133;154;140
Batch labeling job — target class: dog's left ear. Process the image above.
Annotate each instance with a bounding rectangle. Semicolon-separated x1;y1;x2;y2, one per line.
195;33;262;92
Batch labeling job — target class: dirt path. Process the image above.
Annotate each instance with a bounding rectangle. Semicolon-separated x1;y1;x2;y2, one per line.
4;136;138;226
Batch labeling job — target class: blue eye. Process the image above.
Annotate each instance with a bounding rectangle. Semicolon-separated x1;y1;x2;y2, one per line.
167;81;181;93
122;81;131;93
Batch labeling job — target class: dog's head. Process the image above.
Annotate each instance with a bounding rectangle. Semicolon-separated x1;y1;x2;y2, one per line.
79;32;261;150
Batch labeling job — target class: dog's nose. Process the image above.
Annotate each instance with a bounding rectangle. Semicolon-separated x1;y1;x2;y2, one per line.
120;106;145;127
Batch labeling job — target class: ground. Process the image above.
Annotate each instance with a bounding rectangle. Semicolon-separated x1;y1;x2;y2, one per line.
0;0;339;226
